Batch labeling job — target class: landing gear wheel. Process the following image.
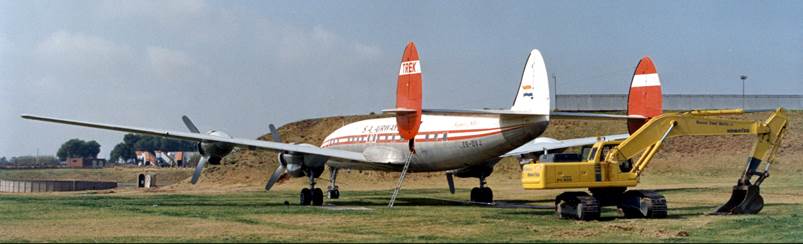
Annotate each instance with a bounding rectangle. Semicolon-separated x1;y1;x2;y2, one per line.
328;189;340;199
470;187;494;203
482;187;494;203
300;188;311;205
312;188;324;206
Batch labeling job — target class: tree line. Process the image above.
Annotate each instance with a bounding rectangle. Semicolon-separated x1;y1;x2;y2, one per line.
0;155;60;167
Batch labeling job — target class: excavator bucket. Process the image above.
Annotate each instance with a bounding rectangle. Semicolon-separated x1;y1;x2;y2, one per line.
713;185;764;215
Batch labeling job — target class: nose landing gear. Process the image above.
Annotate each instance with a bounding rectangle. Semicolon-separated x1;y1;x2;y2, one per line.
470;175;493;203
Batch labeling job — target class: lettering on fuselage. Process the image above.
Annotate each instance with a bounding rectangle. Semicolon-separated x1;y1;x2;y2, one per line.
460;139;483;149
362;124;398;134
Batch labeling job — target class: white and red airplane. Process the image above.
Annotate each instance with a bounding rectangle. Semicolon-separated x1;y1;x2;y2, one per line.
22;42;662;206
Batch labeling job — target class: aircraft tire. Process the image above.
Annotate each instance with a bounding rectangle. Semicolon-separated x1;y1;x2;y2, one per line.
300;188;312;205
328;189;340;199
312;188;324;206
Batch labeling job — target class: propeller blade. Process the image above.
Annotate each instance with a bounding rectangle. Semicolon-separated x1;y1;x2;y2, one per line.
182;115;201;133
268;124;281;142
191;156;209;184
446;172;455;194
265;164;286;191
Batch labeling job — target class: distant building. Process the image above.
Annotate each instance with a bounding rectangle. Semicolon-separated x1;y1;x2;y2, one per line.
66;157;107;168
135;151;157;166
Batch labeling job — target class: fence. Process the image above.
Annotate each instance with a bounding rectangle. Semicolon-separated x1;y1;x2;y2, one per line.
0;179;117;192
555;94;802;111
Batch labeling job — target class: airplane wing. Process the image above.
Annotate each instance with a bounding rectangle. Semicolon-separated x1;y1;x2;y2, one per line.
383;108;645;120
21;114;368;162
500;133;629;157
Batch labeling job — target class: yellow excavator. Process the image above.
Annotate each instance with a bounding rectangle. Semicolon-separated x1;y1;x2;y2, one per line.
521;108;788;220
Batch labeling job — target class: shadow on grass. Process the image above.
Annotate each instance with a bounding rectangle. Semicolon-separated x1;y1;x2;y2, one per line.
330;196;555;209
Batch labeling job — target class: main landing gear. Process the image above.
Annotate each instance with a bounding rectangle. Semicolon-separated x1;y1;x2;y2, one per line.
327;167;340;199
300;173;324;206
555;188;667;220
470;175;493;203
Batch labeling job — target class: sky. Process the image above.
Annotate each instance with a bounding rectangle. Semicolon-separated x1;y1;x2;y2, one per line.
1;0;801;157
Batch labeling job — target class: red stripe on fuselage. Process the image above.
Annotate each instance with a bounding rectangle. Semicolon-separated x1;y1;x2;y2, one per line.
320;124;527;148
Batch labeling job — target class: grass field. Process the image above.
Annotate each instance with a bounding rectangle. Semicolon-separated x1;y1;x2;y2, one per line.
1;173;801;242
1;110;800;242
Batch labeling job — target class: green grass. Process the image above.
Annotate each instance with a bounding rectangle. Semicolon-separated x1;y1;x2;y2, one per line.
1;177;802;242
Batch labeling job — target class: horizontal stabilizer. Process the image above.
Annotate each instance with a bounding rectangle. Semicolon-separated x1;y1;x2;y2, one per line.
501;134;629;158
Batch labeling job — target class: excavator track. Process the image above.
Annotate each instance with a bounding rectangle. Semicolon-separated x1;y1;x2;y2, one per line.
556;192;600;220
640;191;668;218
619;190;667;218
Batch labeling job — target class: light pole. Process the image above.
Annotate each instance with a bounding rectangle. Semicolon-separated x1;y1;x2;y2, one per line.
552;73;557;111
740;75;748;109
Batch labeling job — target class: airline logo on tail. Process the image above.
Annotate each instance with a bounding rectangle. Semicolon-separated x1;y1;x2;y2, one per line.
522;85;533;97
399;60;421;75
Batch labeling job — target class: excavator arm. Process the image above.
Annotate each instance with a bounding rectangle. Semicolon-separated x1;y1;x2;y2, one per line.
604;108;788;214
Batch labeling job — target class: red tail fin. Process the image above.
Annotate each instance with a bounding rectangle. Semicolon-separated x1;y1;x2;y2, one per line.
627;56;663;134
396;42;422;141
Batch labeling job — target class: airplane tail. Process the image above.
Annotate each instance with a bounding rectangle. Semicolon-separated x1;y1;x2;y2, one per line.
510;49;552;115
626;56;663;134
395;41;423;141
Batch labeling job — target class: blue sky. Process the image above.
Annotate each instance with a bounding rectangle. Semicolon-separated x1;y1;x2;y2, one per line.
1;0;801;157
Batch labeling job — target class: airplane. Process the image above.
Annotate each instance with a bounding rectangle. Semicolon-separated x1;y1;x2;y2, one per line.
21;42;663;206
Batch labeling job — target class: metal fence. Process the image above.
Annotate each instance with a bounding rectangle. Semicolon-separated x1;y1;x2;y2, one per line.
555;94;803;111
0;180;117;192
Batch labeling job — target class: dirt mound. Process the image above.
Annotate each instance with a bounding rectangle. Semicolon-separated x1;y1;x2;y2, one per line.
180;110;801;188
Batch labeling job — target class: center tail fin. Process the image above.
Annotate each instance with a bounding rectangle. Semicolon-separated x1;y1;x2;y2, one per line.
510;49;551;115
395;41;423;142
627;56;663;134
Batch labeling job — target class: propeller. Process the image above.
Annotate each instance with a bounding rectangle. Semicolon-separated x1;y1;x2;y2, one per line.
183;115;209;185
265;124;287;191
182;115;200;133
191;156;209;184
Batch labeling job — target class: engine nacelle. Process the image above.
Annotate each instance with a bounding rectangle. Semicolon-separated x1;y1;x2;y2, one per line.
197;130;235;165
278;143;328;178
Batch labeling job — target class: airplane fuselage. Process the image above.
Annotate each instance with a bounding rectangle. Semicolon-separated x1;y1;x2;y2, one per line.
321;114;549;172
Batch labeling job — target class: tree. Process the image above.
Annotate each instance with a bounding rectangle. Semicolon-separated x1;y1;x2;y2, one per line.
56;138;101;160
123;134;142;146
57;139;84;160
110;143;135;163
85;141;101;158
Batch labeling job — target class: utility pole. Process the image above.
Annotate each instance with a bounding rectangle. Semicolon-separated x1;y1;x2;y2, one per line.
740;75;748;109
553;73;558;111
